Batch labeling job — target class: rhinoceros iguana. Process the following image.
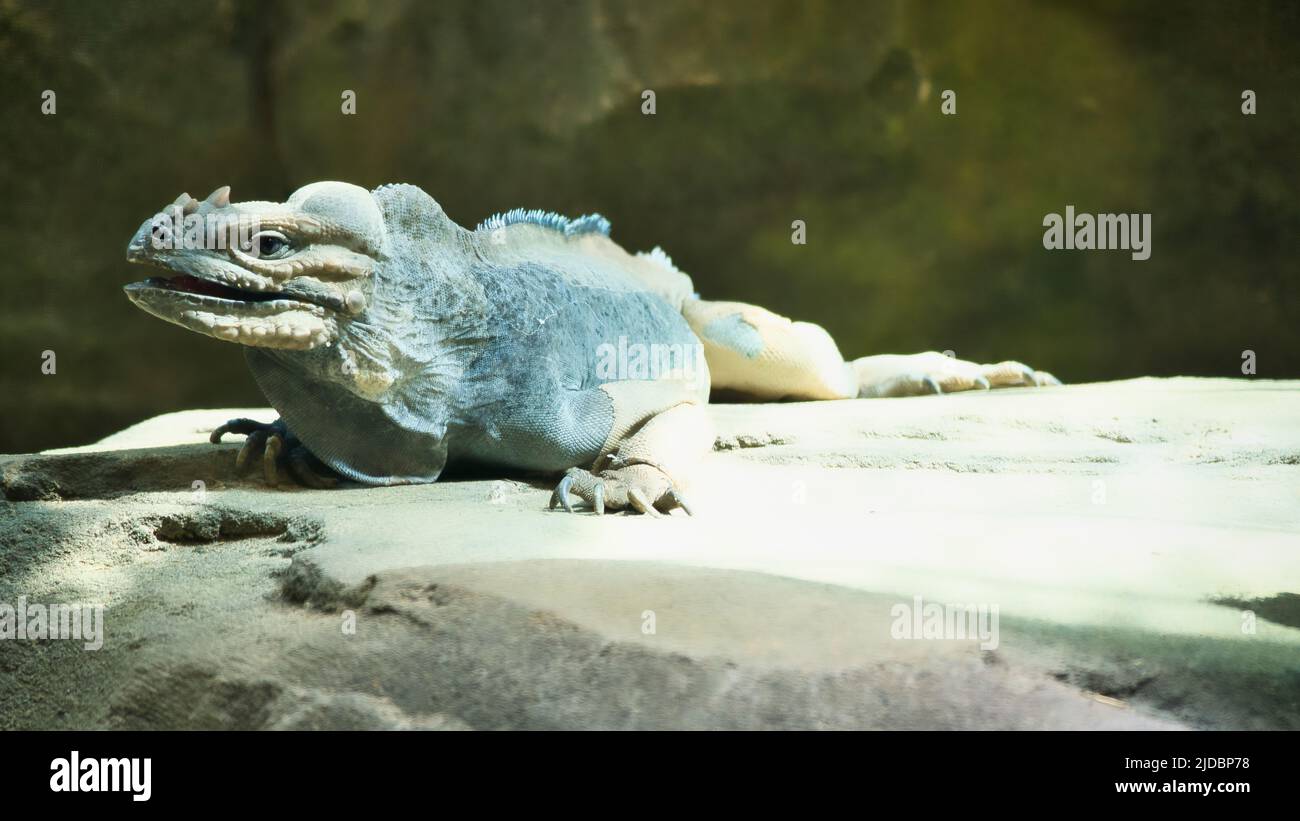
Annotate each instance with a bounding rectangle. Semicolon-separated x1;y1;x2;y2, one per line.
125;182;1057;515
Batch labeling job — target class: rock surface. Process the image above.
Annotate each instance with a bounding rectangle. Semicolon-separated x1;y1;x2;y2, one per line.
2;378;1297;729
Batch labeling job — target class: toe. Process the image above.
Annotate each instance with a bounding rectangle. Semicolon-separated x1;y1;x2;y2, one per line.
235;429;268;474
549;474;576;512
982;360;1038;388
287;446;339;489
263;433;284;487
210;417;269;443
666;489;694;516
627;488;662;518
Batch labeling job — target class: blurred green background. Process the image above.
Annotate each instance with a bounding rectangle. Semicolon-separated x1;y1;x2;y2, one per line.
1;0;1296;453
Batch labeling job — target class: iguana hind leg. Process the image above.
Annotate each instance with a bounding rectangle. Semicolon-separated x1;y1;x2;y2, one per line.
684;298;1059;400
852;352;1061;397
683;299;858;400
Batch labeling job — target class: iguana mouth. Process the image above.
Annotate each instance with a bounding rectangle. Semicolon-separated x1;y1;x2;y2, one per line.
123;184;370;351
136;274;290;304
125;270;336;349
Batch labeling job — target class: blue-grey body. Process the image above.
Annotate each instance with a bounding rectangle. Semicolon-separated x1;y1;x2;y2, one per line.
125;180;1057;513
242;184;701;484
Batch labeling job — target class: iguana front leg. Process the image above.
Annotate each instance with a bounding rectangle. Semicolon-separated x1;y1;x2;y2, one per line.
209;418;339;488
552;464;691;517
550;390;712;517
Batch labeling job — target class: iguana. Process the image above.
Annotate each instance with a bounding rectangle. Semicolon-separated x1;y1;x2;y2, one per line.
124;182;1058;515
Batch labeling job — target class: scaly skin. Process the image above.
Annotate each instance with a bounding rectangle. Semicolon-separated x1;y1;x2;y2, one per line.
125;181;1059;515
125;185;378;351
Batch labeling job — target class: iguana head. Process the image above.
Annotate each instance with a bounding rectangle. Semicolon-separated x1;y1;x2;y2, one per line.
124;181;385;351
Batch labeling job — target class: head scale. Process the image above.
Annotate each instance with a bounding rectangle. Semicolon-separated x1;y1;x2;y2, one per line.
124;181;387;351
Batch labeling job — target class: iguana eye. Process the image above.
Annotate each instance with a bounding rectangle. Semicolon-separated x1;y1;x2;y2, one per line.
250;231;292;259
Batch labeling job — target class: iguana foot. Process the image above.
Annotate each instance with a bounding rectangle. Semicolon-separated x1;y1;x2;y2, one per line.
209;417;339;489
549;464;693;517
853;352;1060;398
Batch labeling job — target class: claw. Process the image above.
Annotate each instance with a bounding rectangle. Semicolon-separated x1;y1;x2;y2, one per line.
627;488;662;518
263;433;283;487
549;474;575;512
593;482;605;515
667;489;694;516
235;429;268;473
210;417;266;444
